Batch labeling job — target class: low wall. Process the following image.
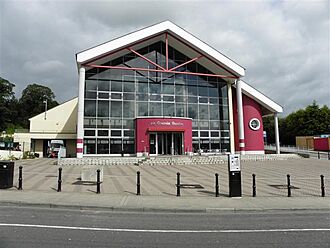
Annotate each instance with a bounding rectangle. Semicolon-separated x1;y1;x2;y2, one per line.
0;150;23;159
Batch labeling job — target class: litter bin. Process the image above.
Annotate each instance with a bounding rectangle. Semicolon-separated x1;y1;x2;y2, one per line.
0;161;15;189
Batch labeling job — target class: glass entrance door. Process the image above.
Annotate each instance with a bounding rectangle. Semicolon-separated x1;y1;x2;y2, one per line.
149;132;183;155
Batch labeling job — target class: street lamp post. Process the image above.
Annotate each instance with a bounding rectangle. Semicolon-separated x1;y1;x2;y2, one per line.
43;99;48;120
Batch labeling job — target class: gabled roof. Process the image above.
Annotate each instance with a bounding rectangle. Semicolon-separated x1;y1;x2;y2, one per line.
76;20;245;77
234;81;283;114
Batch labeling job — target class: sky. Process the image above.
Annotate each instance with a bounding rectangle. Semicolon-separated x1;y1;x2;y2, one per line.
0;0;329;115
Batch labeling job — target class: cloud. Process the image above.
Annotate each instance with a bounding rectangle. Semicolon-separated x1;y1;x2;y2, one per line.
0;0;329;115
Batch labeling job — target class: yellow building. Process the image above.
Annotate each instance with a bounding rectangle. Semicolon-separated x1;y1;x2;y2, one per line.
14;98;78;157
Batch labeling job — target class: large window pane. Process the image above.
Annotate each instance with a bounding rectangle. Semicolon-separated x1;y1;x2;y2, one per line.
123;101;135;118
110;101;122;117
149;102;162;116
137;81;148;93
110;138;122;154
85;80;97;91
97;139;109;154
199;105;209;120
97;101;109;117
220;105;229;120
149;83;161;94
123;139;135;154
123;81;135;92
176;103;185;117
84;139;96;154
209;105;220;120
84;118;96;128
163;103;174;117
162;83;174;94
98;80;110;91
188;104;198;119
97;118;110;128
111;81;122;92
137;102;148;116
84;100;96;117
110;119;122;129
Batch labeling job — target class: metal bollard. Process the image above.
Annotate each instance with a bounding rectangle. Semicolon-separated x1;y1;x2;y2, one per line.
318;152;320;159
215;173;219;197
136;171;141;195
18;166;23;190
176;172;181;197
328;151;330;161
287;174;291;197
320;175;325;197
252;174;256;197
96;169;101;194
57;167;62;192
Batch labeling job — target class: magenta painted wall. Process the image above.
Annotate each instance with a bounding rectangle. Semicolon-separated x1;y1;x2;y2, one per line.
313;137;330;151
233;90;264;152
135;118;193;154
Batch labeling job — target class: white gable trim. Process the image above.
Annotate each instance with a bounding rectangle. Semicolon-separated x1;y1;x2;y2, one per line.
76;21;245;77
235;80;283;113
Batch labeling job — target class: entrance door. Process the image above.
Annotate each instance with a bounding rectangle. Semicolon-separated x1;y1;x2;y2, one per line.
149;132;183;155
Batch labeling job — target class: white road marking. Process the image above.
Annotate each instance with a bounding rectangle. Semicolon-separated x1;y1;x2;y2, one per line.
0;223;329;233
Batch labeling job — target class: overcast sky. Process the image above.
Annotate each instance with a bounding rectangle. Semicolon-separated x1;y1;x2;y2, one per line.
0;0;329;115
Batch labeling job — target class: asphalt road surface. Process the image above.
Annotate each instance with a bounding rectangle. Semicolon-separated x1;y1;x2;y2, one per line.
0;206;329;248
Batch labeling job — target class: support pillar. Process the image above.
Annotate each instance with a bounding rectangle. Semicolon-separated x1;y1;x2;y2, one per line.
76;67;85;158
227;83;235;154
274;113;280;154
236;79;245;155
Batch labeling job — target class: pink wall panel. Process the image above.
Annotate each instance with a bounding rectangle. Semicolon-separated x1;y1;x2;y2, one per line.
313;138;330;151
232;89;265;152
135;118;192;153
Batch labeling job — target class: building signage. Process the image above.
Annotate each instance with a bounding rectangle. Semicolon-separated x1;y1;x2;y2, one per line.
150;121;184;126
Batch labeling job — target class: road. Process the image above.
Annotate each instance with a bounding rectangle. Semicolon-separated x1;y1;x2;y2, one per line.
0;206;329;247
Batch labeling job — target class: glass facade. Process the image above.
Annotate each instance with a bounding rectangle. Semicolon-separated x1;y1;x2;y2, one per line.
83;41;230;154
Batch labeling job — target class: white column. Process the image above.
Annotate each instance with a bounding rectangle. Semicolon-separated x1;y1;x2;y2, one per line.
227;83;235;154
274;113;280;154
76;67;85;158
236;79;245;155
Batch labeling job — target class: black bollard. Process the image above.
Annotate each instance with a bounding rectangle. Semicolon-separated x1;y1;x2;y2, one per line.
18;166;23;190
96;169;101;194
287;174;291;197
136;171;141;195
176;172;181;197
215;173;219;197
328;152;330;161
320;175;325;197
57;167;62;192
318;152;320;159
252;174;256;197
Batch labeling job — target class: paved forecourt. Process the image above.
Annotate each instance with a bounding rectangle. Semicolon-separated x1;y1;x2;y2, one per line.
5;157;330;198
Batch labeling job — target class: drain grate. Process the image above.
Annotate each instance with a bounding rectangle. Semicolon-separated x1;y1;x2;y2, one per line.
269;184;300;189
179;184;204;189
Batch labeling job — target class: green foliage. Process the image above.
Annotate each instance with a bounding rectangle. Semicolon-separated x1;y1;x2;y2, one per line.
0;77;17;131
18;84;59;127
22;151;36;159
0;77;59;131
263;101;330;145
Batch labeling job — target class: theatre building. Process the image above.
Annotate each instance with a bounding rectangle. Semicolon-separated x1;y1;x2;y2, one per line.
16;21;282;158
73;21;283;158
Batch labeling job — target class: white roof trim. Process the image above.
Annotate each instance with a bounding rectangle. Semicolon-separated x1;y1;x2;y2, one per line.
76;21;245;77
236;80;283;113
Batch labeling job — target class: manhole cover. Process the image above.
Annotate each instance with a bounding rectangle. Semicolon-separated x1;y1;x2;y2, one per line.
179;184;204;189
269;184;300;189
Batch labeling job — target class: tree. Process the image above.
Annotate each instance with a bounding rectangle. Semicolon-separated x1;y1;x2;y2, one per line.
264;101;330;146
18;84;59;128
0;77;17;131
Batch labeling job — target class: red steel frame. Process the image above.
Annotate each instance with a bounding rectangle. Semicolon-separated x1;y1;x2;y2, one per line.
83;32;239;79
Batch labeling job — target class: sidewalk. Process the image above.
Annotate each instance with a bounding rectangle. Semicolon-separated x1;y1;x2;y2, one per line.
0;190;329;212
1;157;329;212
